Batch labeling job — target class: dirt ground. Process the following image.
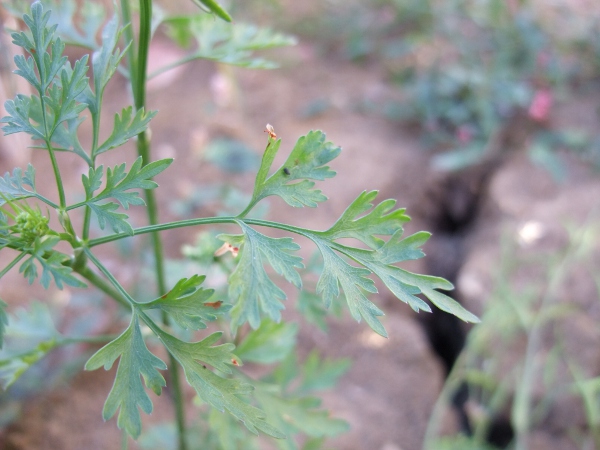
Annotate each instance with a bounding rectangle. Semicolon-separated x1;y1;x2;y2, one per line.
1;2;600;450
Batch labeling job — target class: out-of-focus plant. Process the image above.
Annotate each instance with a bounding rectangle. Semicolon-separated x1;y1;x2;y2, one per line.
424;218;600;449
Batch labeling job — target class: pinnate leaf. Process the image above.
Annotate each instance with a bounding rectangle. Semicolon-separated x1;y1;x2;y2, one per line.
80;157;172;235
1;94;45;139
249;131;340;208
0;165;36;206
86;202;133;235
318;190;410;249
95;107;156;155
85;314;167;439
19;236;86;289
157;330;285;438
218;221;303;331
140;275;230;330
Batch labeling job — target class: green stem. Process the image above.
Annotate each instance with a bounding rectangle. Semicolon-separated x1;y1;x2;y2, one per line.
130;2;187;448
83;248;136;306
0;252;26;279
45;139;67;209
33;194;60;210
73;261;132;310
87;216;316;247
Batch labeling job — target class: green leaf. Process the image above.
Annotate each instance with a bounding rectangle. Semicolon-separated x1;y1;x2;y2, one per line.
157;330;285;438
318;190;410;249
218;221;304;331
86;201;133;235
44;55;89;132
80;157;172;234
1;94;46;139
314;240;386;337
0;166;36;206
91;12;128;103
19;236;86;289
95;107;157;156
327;225;479;323
140;275;231;330
46;115;91;164
191;0;233;22
235;320;298;364
10;2;65;91
163;15;296;69
278;190;479;333
91;157;172;207
85;314;167;439
249;130;341;209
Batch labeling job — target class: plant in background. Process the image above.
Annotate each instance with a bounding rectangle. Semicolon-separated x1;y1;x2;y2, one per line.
423;219;600;449
0;2;478;449
381;0;568;171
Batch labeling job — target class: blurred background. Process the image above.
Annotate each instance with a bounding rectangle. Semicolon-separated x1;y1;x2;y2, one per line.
2;0;600;449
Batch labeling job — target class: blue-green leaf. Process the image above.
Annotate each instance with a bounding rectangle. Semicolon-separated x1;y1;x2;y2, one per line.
18;235;85;289
318;190;410;249
157;330;285;438
95;107;157;156
1;95;45;139
247;130;340;211
140;275;230;330
87;202;133;235
0;165;36;206
85;314;167;439
218;221;303;331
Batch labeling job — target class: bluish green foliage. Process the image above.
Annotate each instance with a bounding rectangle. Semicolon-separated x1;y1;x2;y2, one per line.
85;314;167;439
77;157;172;235
224;132;479;337
140;275;231;330
0;166;37;206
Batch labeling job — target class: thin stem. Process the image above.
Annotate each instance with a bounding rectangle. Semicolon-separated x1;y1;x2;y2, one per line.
44;139;67;209
130;1;187;448
0;252;26;279
73;261;131;310
87;216;317;248
83;248;136;306
33;194;60;210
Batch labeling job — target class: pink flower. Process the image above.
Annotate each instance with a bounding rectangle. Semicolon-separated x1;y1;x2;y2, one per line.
528;88;553;122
